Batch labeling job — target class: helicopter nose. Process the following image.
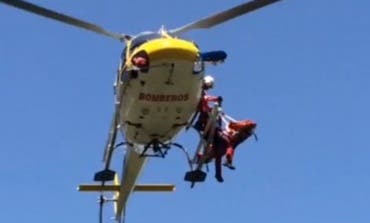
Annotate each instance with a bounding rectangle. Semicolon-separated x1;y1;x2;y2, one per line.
137;38;199;62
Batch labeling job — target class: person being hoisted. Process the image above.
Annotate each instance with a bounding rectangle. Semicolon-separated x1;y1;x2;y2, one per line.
191;75;224;182
193;75;222;133
222;120;257;170
191;75;258;182
211;118;257;182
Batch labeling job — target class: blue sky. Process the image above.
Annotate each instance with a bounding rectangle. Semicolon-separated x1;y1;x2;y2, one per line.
1;0;370;222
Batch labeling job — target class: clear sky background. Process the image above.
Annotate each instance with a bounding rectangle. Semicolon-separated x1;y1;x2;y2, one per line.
1;0;369;222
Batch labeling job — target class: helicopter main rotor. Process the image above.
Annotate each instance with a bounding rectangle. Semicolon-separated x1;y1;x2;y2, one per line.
1;0;281;41
0;0;130;41
169;0;281;35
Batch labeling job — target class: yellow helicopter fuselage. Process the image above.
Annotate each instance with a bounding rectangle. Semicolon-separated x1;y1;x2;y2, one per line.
117;35;204;150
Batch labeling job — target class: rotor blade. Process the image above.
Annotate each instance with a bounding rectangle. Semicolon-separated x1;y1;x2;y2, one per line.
0;0;128;41
170;0;282;36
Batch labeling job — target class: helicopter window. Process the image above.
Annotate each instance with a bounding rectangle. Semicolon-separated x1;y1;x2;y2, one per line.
129;33;162;52
120;33;161;63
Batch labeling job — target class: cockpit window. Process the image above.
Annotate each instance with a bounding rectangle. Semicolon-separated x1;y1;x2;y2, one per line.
121;32;162;62
130;33;162;51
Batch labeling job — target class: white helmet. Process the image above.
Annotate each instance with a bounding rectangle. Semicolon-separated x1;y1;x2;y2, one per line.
203;75;215;89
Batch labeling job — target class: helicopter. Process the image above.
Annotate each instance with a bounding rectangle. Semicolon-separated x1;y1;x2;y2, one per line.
0;0;281;222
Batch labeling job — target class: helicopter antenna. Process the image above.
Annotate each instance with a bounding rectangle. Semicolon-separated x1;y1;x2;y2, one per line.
170;0;281;36
0;0;130;41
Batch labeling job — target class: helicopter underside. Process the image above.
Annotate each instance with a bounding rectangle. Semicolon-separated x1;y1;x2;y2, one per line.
119;58;203;151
